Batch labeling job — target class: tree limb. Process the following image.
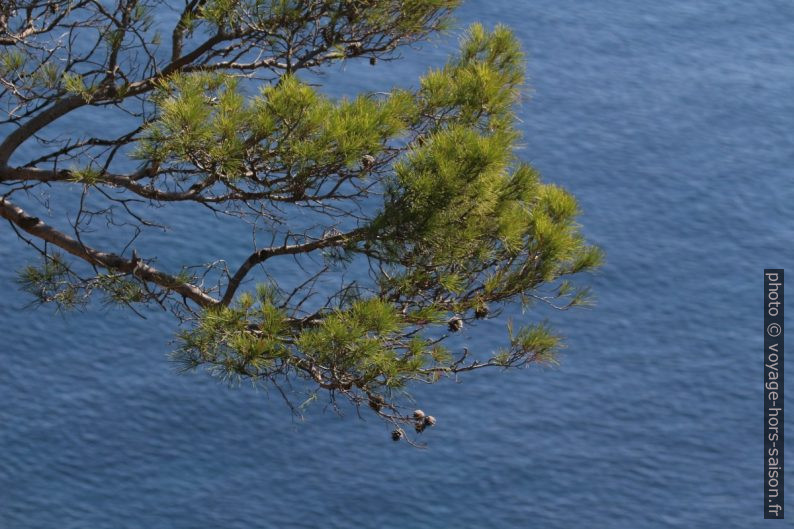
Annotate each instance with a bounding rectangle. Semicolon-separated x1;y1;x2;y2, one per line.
0;196;218;308
220;227;369;305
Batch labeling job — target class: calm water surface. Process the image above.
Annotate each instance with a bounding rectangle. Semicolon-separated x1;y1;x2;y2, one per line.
1;1;793;527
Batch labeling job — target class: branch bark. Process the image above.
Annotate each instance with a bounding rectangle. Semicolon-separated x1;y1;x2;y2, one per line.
0;196;219;308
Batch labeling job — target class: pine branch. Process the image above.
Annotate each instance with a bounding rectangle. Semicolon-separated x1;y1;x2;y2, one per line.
0;196;218;307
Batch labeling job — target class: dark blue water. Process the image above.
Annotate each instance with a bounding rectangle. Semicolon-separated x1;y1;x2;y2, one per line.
2;1;792;527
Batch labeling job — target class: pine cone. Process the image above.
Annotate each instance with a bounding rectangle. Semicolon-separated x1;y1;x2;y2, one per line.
361;154;375;169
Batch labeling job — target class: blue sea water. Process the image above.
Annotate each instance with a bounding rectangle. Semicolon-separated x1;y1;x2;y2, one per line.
1;1;792;527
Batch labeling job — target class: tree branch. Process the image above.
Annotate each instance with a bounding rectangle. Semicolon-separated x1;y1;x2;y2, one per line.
0;196;218;308
0;94;86;165
220;227;369;305
0;29;228;167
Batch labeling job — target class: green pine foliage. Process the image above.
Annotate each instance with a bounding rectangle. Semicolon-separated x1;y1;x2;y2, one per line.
164;23;602;435
6;1;600;441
